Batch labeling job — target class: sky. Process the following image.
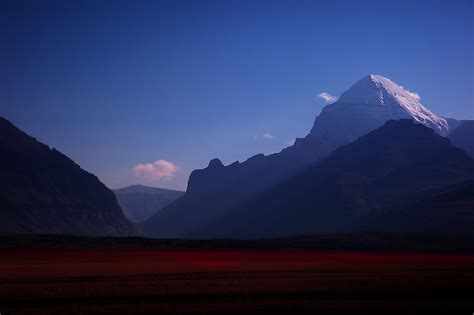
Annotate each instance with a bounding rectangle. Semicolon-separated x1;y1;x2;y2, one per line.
1;0;473;190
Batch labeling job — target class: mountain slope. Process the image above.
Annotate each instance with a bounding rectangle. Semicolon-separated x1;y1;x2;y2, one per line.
142;75;453;238
194;120;474;239
0;117;138;236
383;180;474;234
114;185;184;223
448;120;474;158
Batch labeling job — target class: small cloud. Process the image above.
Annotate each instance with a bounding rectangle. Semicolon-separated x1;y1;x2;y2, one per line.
400;86;421;100
317;92;338;104
287;138;296;146
408;91;420;100
132;159;179;181
263;133;275;140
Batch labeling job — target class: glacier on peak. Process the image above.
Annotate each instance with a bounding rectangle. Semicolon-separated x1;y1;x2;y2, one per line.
326;74;449;135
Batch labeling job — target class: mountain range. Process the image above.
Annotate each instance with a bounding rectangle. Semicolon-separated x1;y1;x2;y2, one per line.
141;75;473;238
1;74;472;239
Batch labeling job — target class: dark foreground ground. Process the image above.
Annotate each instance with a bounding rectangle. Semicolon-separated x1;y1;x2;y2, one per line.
0;234;473;314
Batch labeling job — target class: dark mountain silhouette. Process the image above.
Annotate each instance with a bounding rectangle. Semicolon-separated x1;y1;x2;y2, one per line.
448;120;474;158
0;117;138;236
193;120;474;239
142;75;454;238
114;185;184;223
383;179;474;234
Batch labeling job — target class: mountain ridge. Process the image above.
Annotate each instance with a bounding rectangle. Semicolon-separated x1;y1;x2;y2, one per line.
192;119;474;238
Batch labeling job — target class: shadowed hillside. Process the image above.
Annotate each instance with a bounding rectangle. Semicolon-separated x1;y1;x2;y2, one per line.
448;120;474;158
0;117;138;236
194;120;474;238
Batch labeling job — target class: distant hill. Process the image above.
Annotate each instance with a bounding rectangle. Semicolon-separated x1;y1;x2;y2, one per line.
114;185;184;223
448;120;474;158
193;120;474;239
0;117;138;236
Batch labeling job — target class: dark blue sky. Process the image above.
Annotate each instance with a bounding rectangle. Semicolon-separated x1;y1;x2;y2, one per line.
1;0;473;190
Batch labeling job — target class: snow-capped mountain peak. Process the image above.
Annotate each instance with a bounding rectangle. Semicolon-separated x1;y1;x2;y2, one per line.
339;74;420;105
336;74;449;135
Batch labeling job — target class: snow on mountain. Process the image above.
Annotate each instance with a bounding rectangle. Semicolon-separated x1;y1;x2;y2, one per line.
336;74;449;135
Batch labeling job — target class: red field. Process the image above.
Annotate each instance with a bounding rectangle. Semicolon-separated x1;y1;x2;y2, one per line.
0;249;473;314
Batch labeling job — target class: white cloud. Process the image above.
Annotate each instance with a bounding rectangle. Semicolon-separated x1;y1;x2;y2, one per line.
287;138;296;146
318;92;338;104
132;159;179;181
400;86;421;100
263;133;275;140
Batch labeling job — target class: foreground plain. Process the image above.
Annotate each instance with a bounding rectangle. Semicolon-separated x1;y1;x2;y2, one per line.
0;235;473;314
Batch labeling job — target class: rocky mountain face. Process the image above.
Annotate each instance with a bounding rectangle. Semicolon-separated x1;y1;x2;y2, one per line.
194;120;474;238
0;117;138;236
114;185;184;223
448;120;474;158
142;75;454;238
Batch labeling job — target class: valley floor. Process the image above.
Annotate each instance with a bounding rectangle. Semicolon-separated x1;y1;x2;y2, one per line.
0;247;473;314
